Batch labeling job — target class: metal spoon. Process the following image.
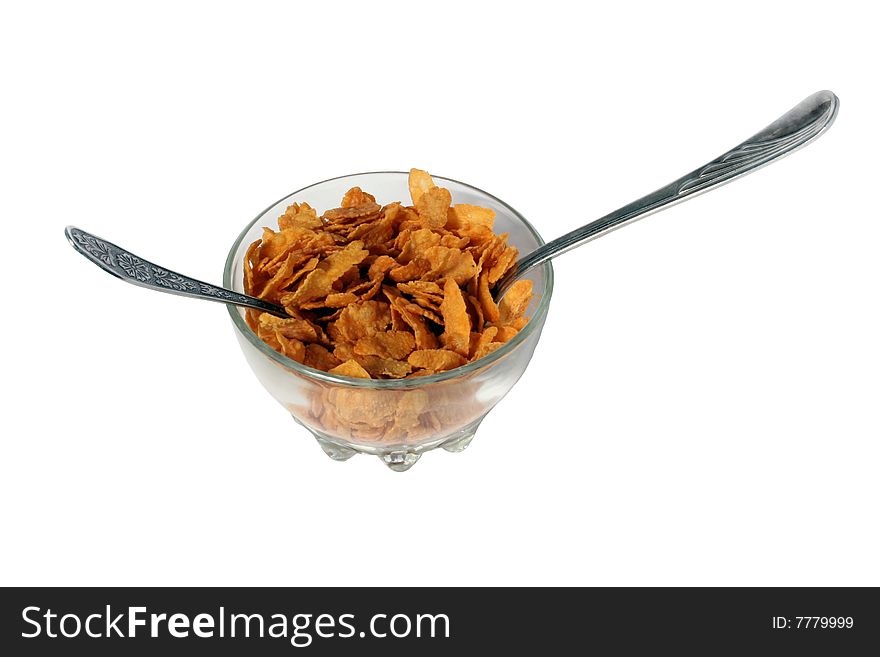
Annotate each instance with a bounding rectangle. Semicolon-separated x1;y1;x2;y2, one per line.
494;90;839;298
64;226;289;317
66;91;838;315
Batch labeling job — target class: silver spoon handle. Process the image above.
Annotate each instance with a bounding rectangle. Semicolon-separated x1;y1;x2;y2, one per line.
497;90;839;295
65;226;287;317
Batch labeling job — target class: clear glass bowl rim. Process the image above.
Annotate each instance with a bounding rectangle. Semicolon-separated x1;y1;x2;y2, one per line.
223;171;554;389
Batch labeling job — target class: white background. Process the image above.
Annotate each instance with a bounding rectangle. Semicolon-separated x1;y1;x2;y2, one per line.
1;1;877;586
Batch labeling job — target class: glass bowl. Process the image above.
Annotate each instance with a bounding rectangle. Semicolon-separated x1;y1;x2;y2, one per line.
223;172;553;470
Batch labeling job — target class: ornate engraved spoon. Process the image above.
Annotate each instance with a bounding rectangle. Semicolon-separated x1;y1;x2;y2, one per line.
65;226;288;316
495;90;839;297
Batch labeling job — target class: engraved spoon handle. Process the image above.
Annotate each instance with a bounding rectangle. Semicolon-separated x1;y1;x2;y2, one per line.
496;90;840;296
65;226;288;317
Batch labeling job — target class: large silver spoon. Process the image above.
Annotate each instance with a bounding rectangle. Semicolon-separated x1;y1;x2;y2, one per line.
495;90;839;297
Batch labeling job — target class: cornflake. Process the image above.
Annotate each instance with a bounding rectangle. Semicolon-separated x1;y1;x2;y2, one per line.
244;169;534;380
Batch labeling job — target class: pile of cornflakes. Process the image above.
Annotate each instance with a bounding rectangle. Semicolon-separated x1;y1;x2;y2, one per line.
244;169;533;379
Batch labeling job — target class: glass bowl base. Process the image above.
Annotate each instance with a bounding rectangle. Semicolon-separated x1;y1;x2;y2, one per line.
295;415;486;471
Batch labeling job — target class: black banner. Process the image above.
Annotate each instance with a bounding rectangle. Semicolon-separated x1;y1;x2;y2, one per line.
1;587;876;654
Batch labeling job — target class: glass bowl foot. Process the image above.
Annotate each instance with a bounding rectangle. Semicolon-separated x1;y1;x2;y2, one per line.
314;436;357;461
441;417;483;452
381;451;421;472
442;433;475;453
296;413;488;471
